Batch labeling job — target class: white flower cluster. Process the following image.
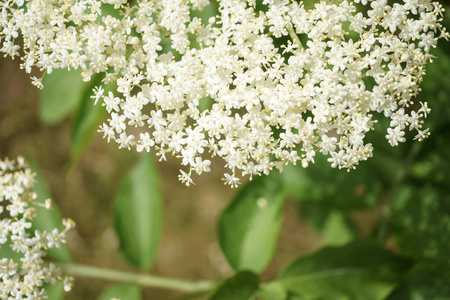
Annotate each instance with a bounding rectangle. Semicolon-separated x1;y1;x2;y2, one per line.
0;0;448;186
0;156;75;299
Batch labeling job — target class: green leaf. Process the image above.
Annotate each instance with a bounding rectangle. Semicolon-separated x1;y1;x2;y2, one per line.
420;46;450;102
282;154;384;210
190;2;219;24
254;282;287;300
44;282;65;300
385;269;450;300
218;172;285;273
209;271;259;300
30;162;71;262
113;153;162;270
298;205;357;246
285;292;307;300
321;210;356;246
198;96;213;112
100;3;122;20
391;185;450;276
71;78;111;163
0;236;22;263
98;284;141;300
40;68;89;124
279;240;412;300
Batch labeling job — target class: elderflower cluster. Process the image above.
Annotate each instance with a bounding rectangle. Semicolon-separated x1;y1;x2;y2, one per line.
0;156;75;299
1;0;448;186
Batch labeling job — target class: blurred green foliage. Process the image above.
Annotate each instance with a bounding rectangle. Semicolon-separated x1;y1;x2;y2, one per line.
278;241;412;300
209;271;260;300
98;284;141;300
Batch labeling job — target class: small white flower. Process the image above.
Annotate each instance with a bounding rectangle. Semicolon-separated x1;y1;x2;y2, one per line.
117;133;135;149
178;170;195;186
30;76;44;89
92;86;104;105
136;132;155;152
103;91;121;112
386;127;406;146
223;173;240;188
63;276;74;292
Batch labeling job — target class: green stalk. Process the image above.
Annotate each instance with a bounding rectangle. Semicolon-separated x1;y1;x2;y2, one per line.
61;263;215;292
287;26;304;50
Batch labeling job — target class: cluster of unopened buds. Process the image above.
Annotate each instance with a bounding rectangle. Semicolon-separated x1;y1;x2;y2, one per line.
1;0;448;186
0;156;75;299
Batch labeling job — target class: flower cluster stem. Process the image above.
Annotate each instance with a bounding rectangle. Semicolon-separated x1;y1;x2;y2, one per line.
287;26;304;50
61;263;215;292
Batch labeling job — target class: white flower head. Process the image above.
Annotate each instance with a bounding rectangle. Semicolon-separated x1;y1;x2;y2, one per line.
0;156;75;298
1;0;448;185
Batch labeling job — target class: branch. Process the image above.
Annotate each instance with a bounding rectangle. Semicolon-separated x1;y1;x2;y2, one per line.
61;263;215;292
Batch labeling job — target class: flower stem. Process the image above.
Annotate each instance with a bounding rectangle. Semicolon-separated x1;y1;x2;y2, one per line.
287;26;304;50
61;263;215;292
